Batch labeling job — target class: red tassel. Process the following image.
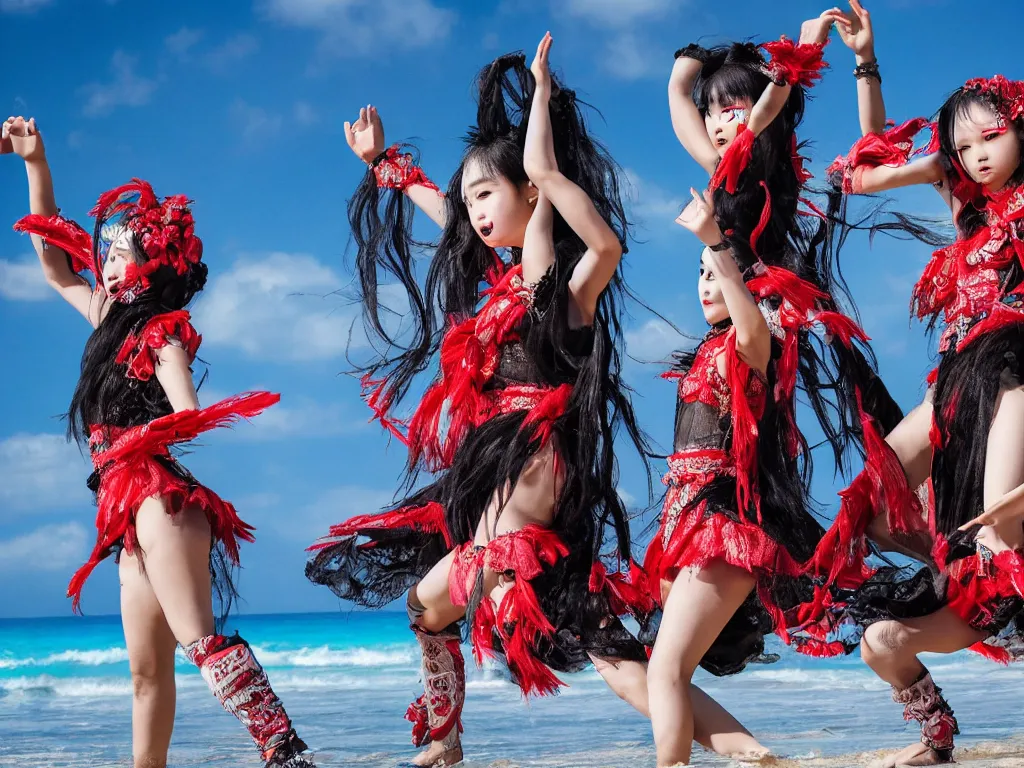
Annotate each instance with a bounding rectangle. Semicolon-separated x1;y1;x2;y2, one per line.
759;38;827;87
749;181;772;258
520;383;572;447
13;213;96;278
723;329;760;518
709;124;755;194
405;695;430;747
495;579;564;697
359;373;409;445
471;596;498;666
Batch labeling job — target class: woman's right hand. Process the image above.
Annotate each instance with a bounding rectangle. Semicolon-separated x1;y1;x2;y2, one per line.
344;105;385;165
832;0;875;59
2;116;46;162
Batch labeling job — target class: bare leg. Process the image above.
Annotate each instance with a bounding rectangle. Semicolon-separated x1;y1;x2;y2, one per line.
136;499;311;765
647;562;756;767
407;551;467;768
590;655;767;758
861;609;985;767
979;386;1024;551
120;552;178;768
867;394;935;561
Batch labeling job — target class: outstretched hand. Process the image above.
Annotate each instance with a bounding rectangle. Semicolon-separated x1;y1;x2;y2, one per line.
2;116;44;161
832;0;875;58
531;31;553;98
344;105;386;165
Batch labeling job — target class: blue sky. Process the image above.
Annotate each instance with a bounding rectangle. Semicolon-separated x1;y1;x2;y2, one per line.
1;0;1021;619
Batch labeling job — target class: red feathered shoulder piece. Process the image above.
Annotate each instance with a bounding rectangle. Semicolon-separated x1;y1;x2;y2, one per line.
759;37;827;88
115;310;201;381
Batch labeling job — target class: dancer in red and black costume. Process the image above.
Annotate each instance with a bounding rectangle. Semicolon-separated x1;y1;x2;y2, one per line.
3;117;314;768
822;4;1024;764
305;35;650;767
617;12;912;767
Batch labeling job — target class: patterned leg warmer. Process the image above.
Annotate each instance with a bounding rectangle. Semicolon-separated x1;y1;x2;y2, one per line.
404;593;465;756
892;668;959;761
183;634;315;767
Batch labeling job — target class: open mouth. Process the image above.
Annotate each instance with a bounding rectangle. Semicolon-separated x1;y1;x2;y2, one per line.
715;137;728;147
107;280;121;295
481;224;493;238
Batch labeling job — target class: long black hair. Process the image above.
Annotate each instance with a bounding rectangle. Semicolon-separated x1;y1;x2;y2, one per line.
688;43;903;539
67;221;208;446
347;51;647;564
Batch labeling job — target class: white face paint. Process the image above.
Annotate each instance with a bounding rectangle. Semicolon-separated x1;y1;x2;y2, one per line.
953;101;1022;192
100;225;140;297
704;97;753;158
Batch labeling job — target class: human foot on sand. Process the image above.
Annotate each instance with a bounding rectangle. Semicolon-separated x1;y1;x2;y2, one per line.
868;741;954;768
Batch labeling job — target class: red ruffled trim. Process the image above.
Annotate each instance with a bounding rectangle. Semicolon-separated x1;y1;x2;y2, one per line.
935;535;1024;663
589;559;657;619
307;500;453;552
449;525;569;697
826;118;934;194
759;38;827;87
70;392;277;611
115;310;201;381
373;145;442;194
13;213;96;280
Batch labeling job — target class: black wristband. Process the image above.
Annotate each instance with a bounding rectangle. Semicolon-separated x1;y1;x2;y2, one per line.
854;60;881;83
674;44;708;64
370;148;390;168
708;240;731;252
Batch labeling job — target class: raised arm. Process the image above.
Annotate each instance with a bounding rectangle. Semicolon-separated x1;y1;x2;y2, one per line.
668;51;721;175
4;116;99;325
748;12;834;136
154;345;201;412
524;33;622;326
832;0;886;136
344;105;446;227
679;189;770;373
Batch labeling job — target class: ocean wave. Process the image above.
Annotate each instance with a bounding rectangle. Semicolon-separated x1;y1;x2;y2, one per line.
0;675;132;698
250;645;417;668
0;647;130;670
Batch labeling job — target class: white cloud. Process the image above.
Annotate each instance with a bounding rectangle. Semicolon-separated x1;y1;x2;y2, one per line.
624;169;684;229
603;32;659;81
230;99;283;146
165;26;205;58
0;257;50;301
0;433;91;515
259;0;456;55
200;388;362;440
191;252;360;361
79;51;158;117
205;32;259;73
625;318;682;363
0;523;89;572
0;0;52;12
563;0;676;26
294;101;319;126
298;485;396;540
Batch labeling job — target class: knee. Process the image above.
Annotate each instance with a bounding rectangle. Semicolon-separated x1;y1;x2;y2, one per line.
647;648;693;691
130;658;172;699
861;620;909;664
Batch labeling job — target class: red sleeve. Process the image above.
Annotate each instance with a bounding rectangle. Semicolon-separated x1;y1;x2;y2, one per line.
115;310;201;381
13;213;96;279
825;118;934;194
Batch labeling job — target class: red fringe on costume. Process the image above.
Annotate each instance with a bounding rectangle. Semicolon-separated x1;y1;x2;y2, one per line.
308;501;453;552
14;213;96;278
116;310;202;380
710;124;756;195
934;535;1024;663
759;38;827;87
407;265;533;470
449;525;569;697
70;392;278;610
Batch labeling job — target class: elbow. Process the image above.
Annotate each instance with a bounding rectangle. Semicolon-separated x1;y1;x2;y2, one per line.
524;161;558;188
596;238;623;267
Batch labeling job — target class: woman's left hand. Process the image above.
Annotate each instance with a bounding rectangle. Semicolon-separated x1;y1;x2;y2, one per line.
676;187;724;247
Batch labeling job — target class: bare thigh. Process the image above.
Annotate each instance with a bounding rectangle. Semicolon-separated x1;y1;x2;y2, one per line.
133;498;215;646
981;385;1024;549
